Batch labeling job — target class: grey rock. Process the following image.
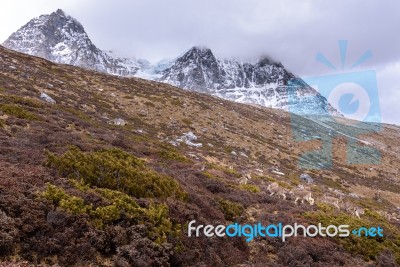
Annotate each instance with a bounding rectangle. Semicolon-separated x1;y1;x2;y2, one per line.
40;92;56;104
300;173;314;184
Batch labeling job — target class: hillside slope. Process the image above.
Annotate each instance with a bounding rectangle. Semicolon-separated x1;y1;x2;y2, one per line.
0;46;399;266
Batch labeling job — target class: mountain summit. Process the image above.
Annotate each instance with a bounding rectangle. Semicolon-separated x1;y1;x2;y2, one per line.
159;46;340;116
2;9;140;76
161;46;221;92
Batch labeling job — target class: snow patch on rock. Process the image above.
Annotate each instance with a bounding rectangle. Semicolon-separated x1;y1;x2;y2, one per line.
176;132;202;148
40;92;56;104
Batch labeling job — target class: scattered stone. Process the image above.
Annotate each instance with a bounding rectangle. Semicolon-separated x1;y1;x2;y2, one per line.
299;173;314;184
187;153;199;159
311;135;322;140
254;169;264;175
40;92;56;104
176;132;202;148
21;73;30;79
168;140;178;146
271;170;285;176
239;152;248;158
332;189;346;197
238;176;248;185
348;193;360;199
111;118;127;126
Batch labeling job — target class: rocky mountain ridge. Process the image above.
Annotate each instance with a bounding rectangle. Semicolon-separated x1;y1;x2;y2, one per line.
3;9;142;76
159;46;341;116
3;9;340;116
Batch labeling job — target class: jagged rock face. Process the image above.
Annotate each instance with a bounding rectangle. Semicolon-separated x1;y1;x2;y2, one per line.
161;47;341;116
161;47;295;92
2;9;140;76
161;47;222;92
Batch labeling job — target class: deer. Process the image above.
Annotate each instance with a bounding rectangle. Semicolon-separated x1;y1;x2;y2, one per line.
289;188;314;205
267;182;287;200
238;173;252;185
322;195;341;210
341;200;365;218
266;182;279;191
353;206;365;218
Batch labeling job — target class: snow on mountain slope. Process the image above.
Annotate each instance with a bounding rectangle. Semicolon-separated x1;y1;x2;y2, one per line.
160;47;341;116
135;58;175;80
3;10;340;116
2;9;140;76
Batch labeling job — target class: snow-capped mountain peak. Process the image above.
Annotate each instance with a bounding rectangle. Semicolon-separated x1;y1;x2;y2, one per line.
159;46;341;116
3;10;340;117
3;9;140;76
160;46;221;92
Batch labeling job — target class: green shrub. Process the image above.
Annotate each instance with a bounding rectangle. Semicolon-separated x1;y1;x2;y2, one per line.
158;148;188;162
218;199;244;221
45;146;187;200
239;184;261;193
223;168;241;178
206;163;241;178
262;176;277;182
0;104;39;120
69;179;90;192
41;183;177;243
59;196;90;215
223;146;234;153
181;118;192;125
141;203;176;244
41;183;69;204
286;173;300;186
1;95;44;108
169;99;183;107
201;171;219;180
0;119;4;128
91;194;176;243
41;183;91;215
60;107;92;122
91;205;121;226
144;101;155;107
277;181;292;189
320;176;347;192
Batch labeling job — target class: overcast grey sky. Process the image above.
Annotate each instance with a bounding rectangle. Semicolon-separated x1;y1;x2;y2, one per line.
1;0;400;124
